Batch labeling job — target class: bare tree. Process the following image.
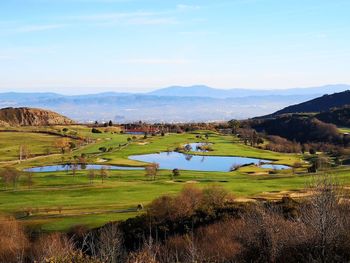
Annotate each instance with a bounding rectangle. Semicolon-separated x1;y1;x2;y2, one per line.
53;138;70;154
100;167;108;183
300;173;348;262
0;217;28;263
98;223;125;263
26;172;33;189
145;163;160;181
88;169;95;184
1;168;20;190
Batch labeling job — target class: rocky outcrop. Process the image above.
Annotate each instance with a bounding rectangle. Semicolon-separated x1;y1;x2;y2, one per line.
0;107;74;126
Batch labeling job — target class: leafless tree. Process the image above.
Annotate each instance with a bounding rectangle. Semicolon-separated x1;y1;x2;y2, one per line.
26;172;33;189
100;167;108;183
98;223;125;263
145;163;159;181
0;216;28;263
88;169;95;184
1;168;20;190
300;173;350;262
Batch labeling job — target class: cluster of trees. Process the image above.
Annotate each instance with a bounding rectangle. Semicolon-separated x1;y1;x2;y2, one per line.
53;138;76;153
237;128;264;147
252;115;343;144
316;105;350;127
2;177;350;262
122;122;218;135
0;168;33;190
264;135;302;153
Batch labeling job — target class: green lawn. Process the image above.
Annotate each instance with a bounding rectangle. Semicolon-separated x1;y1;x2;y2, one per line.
339;127;350;134
0;127;348;231
0;132;70;162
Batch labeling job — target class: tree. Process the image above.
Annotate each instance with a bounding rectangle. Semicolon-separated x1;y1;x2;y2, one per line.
1;168;20;190
98;223;124;262
228;119;240;134
184;144;192;152
98;147;107;153
171;168;180;180
88;169;95;184
26;172;33;189
69;141;76;150
19;145;31;162
72;162;78;177
100;167;108;183
108;120;113;126
145;163;159;181
54;138;70;153
91;128;102;134
300;173;346;262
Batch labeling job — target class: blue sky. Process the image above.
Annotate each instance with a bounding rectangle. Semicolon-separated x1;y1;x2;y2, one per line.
0;0;349;94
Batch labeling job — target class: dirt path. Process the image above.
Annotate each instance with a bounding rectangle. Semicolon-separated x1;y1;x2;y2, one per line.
0;153;62;165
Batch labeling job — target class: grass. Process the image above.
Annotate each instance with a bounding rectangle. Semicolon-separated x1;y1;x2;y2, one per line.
0;126;348;231
339;127;350;134
0;131;71;162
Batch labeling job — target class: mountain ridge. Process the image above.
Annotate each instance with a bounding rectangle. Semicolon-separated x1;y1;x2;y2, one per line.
272;90;350;116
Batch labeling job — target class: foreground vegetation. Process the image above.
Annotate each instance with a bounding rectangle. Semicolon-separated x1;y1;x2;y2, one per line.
2;175;350;263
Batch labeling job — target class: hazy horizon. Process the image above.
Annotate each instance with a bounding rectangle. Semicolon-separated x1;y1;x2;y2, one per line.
1;0;350;94
0;83;349;96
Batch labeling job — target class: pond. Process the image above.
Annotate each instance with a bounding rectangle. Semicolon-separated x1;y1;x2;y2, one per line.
25;164;142;173
185;143;211;152
129;151;290;172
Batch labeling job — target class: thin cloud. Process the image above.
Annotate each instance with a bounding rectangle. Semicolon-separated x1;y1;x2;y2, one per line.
127;17;178;25
68;11;178;25
119;58;193;65
17;24;66;32
0;55;15;60
176;4;201;11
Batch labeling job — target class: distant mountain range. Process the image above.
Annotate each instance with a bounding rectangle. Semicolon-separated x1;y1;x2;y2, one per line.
1;84;349;123
148;84;350;98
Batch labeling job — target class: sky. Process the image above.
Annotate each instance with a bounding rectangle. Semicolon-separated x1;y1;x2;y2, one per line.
0;0;349;94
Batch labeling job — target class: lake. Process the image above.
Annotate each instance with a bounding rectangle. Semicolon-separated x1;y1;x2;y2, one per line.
25;164;142;173
129;151;289;172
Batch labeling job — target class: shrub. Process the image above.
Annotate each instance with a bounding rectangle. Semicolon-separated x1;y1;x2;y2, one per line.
0;217;28;263
91;128;102;134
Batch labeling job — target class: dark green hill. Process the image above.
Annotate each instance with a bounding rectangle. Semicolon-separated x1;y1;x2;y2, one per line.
251;115;342;144
315;106;350;127
272;90;350;115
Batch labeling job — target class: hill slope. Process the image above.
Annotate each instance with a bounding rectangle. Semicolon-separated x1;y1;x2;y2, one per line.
0;107;74;126
272;90;350;115
315;106;350;127
251;115;341;144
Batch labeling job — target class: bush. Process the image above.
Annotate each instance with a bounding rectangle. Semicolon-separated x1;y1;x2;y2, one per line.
91;128;102;134
0;217;28;263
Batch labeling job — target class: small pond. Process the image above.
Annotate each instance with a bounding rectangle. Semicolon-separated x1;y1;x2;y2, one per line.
129;151;290;172
185;143;211;152
124;131;145;135
25;164;142;173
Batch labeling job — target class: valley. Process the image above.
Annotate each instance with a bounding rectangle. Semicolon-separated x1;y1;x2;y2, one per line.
0;122;348;232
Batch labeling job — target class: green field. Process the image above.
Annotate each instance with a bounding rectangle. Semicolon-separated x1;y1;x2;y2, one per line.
339;127;350;134
0;132;71;162
0;126;349;231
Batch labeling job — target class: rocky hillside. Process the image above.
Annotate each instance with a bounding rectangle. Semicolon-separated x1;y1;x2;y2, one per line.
0;107;74;126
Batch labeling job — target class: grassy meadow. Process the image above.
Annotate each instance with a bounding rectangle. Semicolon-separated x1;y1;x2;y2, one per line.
0;125;349;231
